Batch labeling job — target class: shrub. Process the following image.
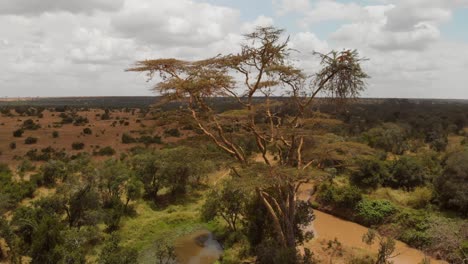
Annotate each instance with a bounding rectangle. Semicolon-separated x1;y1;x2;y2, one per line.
363;123;408;154
71;142;85;150
83;128;92;135
13;129;24;137
52;131;59;138
435;149;468;216
121;133;136;144
164;128;181;137
356;199;397;226
351;158;389;189
317;184;363;209
9;142;16;150
385;156;429;190
22;119;41;130
139;135;162;146
24;137;38;144
95;146;116;156
73;116;89;126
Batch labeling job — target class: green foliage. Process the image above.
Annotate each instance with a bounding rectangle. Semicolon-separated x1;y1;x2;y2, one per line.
52;131;59;138
363;123;408;154
351;157;389;189
56;227;99;264
30;215;64;264
0;169;36;213
202;179;247;231
435;149;468;216
58;181;101;228
317;183;363;209
385;155;430;190
41;160;67;187
393;209;431;248
98;234;138;264
356;199;397;226
132;147;214;202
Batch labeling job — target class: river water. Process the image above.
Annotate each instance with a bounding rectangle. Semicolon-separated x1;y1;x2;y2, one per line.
174;230;223;264
174;186;447;264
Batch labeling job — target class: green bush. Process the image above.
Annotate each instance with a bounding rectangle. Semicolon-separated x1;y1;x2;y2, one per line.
351;158;389;189
356;199;397;226
317;184;363;209
385;156;429;190
435;149;468;216
52;131;59;138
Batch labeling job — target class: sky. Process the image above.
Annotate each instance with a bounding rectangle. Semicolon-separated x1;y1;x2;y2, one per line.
0;0;467;98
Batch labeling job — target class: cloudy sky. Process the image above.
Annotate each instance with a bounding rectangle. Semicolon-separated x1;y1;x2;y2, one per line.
1;0;467;98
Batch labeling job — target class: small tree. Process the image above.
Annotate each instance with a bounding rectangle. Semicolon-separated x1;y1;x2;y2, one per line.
202;179;247;232
25;137;38;145
435;150;468;215
362;229;398;264
13;129;24;137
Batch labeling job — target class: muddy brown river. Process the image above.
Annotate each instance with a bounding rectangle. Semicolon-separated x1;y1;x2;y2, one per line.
174;186;447;264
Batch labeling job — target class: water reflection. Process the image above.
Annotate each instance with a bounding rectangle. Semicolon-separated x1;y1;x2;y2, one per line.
174;230;223;264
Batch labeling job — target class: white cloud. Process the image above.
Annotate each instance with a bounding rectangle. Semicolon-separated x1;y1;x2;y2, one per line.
0;0;467;98
0;0;124;15
111;0;240;47
241;15;275;33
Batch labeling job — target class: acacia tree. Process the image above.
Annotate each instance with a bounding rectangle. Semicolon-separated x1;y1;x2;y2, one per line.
128;26;368;255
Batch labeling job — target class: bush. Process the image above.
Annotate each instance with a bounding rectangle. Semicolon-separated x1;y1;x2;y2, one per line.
164;128;181;137
52;131;59;138
139;135;162;146
22;119;41;130
363;123;408;154
13;129;24;137
95;146;116;156
351;158;389;189
71;142;85;150
385;156;430;190
83;128;92;135
25;137;38;144
73;116;89;126
435;150;468;216
356;199;397;226
121;133;136;144
317;184;363;209
9;142;16;150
